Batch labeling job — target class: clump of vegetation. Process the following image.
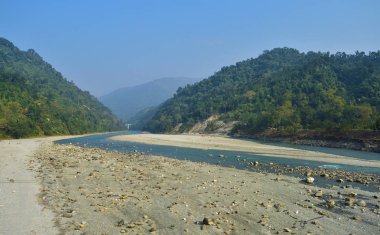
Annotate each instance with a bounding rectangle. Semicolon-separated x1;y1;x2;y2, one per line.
0;38;125;138
145;48;380;135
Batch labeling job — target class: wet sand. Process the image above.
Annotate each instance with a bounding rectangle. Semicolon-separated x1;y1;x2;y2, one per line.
111;134;380;168
34;143;380;235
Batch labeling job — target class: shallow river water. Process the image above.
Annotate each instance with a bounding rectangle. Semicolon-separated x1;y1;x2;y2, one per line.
56;131;380;175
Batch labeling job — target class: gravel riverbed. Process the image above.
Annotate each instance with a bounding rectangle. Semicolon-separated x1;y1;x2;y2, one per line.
33;143;380;234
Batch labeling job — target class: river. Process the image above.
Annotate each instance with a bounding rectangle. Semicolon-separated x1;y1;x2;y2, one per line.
56;131;380;174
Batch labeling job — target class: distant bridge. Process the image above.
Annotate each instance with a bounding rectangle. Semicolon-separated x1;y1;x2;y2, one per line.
126;123;133;130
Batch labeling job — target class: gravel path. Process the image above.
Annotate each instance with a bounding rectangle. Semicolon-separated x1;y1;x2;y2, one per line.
0;138;59;235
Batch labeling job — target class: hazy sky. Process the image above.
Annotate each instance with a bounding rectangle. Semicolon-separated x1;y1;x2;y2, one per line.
1;0;379;96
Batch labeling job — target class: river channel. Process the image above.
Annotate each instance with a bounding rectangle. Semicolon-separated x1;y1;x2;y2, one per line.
56;131;380;174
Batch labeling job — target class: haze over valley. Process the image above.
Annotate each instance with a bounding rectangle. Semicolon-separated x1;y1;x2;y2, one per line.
99;77;200;127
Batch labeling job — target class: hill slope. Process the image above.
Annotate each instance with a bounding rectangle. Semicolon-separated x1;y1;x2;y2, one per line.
0;38;125;138
145;48;380;136
99;77;199;122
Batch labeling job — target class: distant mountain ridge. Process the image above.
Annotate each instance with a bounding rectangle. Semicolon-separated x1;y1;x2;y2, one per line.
99;77;199;122
0;37;125;138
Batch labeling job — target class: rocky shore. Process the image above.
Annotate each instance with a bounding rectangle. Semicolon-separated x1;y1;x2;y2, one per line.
32;143;380;234
242;160;380;192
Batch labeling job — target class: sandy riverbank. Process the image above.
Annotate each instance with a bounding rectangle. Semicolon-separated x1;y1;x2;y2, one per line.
34;143;380;235
0;137;66;235
110;134;380;168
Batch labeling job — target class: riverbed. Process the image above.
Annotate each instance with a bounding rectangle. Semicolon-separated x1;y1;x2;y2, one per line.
56;131;380;174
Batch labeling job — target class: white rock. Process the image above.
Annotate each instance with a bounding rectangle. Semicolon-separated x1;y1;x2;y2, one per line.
306;177;315;184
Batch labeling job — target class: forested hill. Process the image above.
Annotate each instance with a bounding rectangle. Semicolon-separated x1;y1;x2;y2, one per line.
0;38;125;138
145;48;380;135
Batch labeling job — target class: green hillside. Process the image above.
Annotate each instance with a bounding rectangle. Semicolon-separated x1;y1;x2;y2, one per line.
145;48;380;135
0;38;125;138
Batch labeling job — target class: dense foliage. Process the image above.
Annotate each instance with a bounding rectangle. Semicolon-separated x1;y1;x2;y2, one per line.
145;48;380;134
0;38;125;138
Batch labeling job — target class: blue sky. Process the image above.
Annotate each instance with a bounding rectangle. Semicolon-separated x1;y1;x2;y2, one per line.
1;0;379;96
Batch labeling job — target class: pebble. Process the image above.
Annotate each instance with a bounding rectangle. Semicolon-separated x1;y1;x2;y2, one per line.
314;190;323;197
348;192;357;197
116;219;125;226
203;217;214;225
62;213;73;218
345;198;355;206
358;200;367;207
326;200;335;208
318;210;328;216
128;223;136;228
274;203;285;211
306;177;315;184
78;223;86;229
